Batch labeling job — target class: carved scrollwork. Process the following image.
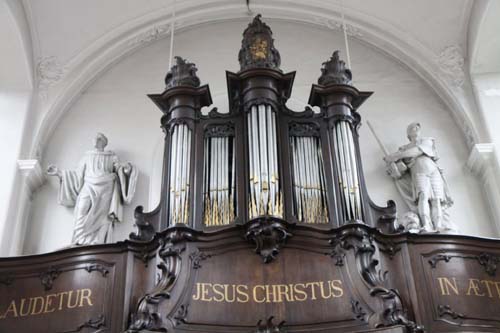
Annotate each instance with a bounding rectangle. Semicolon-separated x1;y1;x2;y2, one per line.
76;315;106;331
205;123;235;137
289;122;320;137
377;239;401;260
0;275;13;286
327;236;346;266
127;226;197;332
60;314;106;333
173;304;189;326
189;250;211;269
428;252;500;276
129;205;156;243
428;254;451;268
85;264;109;277
351;299;367;322
40;267;61;291
254;316;286;333
438;304;465;320
245;218;292;263
331;226;424;332
477;253;500;276
127;263;172;332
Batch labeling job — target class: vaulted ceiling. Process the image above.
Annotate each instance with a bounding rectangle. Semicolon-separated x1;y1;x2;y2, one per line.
6;0;499;158
25;0;472;68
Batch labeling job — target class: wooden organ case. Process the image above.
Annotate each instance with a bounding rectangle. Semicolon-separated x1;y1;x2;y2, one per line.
2;15;500;333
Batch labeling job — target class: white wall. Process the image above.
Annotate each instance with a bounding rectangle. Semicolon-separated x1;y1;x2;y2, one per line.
0;0;33;255
23;19;496;254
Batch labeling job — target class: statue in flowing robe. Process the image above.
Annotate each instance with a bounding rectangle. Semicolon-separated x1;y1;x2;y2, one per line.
47;133;138;245
384;123;457;233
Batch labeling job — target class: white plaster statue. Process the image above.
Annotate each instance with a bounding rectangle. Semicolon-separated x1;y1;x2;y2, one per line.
47;133;138;245
384;123;457;233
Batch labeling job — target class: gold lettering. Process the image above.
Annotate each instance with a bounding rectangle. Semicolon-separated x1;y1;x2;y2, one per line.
224;284;236;303
265;285;274;303
236;285;249;303
212;284;225;302
276;284;291;302
293;283;307;302
19;298;33;317
190;280;349;304
466;279;485;297
67;290;80;309
481;280;495;298
44;294;57;313
31;297;44;315
192;283;201;301
319;281;332;299
253;285;266;303
437;277;459;296
200;283;212;302
0;300;18;319
305;282;321;300
494;282;500;298
58;291;68;310
79;289;93;307
330;280;344;298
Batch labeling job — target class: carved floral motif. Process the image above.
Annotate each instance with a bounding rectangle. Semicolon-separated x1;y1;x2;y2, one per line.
37;56;67;92
437;45;465;88
313;17;363;37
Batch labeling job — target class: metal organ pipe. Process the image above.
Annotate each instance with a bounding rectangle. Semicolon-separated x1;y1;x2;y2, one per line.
168;123;192;225
203;127;236;227
331;120;362;221
290;129;328;224
247;104;282;219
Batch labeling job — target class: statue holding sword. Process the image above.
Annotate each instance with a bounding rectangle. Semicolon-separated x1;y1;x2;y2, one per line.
368;121;457;233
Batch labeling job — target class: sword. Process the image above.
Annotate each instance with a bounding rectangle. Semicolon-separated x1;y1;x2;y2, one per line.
366;121;406;178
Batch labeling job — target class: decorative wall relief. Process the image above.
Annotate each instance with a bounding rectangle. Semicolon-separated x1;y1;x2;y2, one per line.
437;45;465;88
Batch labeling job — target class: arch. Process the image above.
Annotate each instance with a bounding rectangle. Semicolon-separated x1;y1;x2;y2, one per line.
29;1;483;159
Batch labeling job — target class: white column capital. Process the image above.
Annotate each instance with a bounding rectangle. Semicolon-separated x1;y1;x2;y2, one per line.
467;143;496;177
17;159;45;199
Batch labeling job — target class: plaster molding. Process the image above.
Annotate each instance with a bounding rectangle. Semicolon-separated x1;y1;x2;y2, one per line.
313;17;363;37
36;56;67;94
27;1;481;159
467;143;495;177
467;143;500;235
437;45;466;88
127;21;184;48
17;159;45;199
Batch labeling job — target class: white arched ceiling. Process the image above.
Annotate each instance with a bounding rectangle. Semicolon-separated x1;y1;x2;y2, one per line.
0;0;33;90
21;0;486;159
468;0;500;75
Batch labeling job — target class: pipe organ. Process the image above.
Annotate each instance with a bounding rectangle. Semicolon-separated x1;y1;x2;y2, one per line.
3;15;498;333
148;14;385;230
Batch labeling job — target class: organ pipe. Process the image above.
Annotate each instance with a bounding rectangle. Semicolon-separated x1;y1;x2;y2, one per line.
169;123;192;225
290;131;328;224
332;121;362;221
247;105;283;219
203;129;236;227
